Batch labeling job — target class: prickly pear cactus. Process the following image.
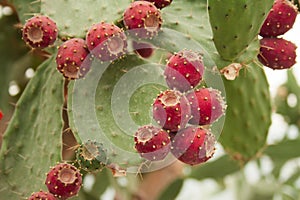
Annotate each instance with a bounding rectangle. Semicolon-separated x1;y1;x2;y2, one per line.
0;0;280;199
0;57;63;199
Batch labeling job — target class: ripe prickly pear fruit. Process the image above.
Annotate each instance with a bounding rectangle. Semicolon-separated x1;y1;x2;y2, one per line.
260;0;297;37
86;22;127;62
76;140;108;173
45;163;82;199
132;41;155;58
171;126;216;165
258;37;297;70
22;15;58;49
56;38;92;79
153;90;191;132
142;0;173;9
27;191;56;200
187;88;227;125
0;110;3;120
134;125;171;161
123;1;162;38
164;49;205;92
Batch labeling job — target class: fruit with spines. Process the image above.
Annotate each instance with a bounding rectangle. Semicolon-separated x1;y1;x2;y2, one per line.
187;88;227;125
86;22;127;62
76;140;108;173
164;49;205;92
22;15;58;49
132;41;155;58
134;125;171;161
45;163;82;199
56;38;92;79
123;1;162;38
171;126;216;165
27;191;56;200
258;37;297;70
153;90;191;132
142;0;173;9
260;0;298;37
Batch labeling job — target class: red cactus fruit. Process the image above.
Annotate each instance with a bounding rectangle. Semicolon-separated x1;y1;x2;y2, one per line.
134;125;171;161
258;37;297;70
27;191;56;200
260;0;297;37
0;110;3;120
45;163;82;199
86;22;127;62
22;15;58;49
132;41;155;58
187;88;226;125
164;49;205;92
56;38;92;79
123;1;162;38
171;126;216;165
142;0;173;9
153;90;191;132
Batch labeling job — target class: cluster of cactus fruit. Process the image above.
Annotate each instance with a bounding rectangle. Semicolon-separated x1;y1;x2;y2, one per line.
9;0;298;198
258;0;298;69
22;0;166;80
134;48;226;164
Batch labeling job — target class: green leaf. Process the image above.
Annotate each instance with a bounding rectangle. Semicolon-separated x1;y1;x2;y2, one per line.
265;139;300;176
88;169;110;198
190;155;241;180
0;57;63;199
158;178;184;200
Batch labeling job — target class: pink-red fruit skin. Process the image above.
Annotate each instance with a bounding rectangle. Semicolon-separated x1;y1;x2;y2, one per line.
0;110;3;120
132;41;155;58
45;163;82;199
142;0;172;9
28;191;56;200
86;22;127;62
22;15;58;49
56;38;92;79
134;125;171;161
260;0;297;37
171;126;216;165
164;49;205;92
153;90;191;132
123;1;162;38
258;38;297;70
187;88;226;125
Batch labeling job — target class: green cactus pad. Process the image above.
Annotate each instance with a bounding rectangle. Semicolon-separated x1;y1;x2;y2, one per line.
220;62;271;163
40;0;131;38
0;57;63;199
7;0;41;23
68;56;157;171
76;140;108;173
208;0;273;60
